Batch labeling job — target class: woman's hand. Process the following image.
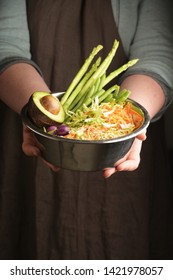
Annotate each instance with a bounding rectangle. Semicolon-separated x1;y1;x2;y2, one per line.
22;125;60;171
103;131;147;178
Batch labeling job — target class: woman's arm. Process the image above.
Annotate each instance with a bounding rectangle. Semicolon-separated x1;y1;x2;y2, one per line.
102;0;173;178
121;74;165;119
103;73;165;178
0;0;49;112
118;0;173;120
0;63;50;113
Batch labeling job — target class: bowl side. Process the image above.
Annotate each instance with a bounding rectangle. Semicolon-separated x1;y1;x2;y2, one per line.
35;132;134;171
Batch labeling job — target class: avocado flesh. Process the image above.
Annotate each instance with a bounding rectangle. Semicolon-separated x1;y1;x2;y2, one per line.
28;92;65;127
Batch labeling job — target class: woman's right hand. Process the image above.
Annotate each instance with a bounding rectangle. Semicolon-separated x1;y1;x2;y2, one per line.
22;124;60;171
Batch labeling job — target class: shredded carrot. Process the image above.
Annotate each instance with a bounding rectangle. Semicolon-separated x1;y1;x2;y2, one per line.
64;101;144;140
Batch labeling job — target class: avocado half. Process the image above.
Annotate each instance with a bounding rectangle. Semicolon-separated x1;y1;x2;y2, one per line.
27;92;65;127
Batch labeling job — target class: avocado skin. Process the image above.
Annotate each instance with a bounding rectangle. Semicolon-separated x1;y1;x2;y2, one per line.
27;92;65;127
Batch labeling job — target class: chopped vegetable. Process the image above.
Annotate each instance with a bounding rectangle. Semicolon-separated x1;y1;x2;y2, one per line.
56;124;69;136
46;125;58;135
62;100;144;140
46;124;69;136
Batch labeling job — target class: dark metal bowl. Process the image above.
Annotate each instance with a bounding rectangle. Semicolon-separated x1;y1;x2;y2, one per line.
21;92;150;171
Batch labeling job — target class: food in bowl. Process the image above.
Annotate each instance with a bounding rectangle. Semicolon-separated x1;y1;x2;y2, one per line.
21;96;150;171
45;96;144;141
27;39;145;140
27;91;65;127
22;39;150;171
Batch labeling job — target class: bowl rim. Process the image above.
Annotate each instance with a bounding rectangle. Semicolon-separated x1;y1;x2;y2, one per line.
21;92;150;144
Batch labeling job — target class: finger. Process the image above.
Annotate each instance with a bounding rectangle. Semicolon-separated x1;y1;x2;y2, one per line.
23;126;60;172
136;129;147;141
22;125;42;156
115;141;141;171
103;167;117;178
22;142;41;157
136;133;146;141
116;157;140;171
41;158;60;172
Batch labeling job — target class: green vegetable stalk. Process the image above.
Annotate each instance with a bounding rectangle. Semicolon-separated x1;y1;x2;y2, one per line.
61;45;103;105
60;39;138;117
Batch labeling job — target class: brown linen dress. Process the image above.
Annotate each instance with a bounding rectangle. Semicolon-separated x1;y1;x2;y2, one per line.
0;0;173;260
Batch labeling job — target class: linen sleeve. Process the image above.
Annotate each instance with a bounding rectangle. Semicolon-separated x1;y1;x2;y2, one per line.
119;0;173;121
0;0;41;74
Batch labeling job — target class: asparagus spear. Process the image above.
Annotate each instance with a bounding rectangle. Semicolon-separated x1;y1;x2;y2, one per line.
72;40;119;102
98;91;113;104
63;57;101;111
90;89;105;101
101;93;114;103
72;88;105;112
112;85;120;98
101;59;138;88
82;85;96;105
61;45;103;105
61;39;138;116
115;89;130;104
93;77;101;94
70;87;94;112
98;73;106;91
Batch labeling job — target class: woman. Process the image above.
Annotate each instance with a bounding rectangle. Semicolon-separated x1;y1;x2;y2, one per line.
0;0;173;259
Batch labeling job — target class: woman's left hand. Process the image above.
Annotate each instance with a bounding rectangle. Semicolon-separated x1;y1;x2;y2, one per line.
103;131;147;178
22;125;60;171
